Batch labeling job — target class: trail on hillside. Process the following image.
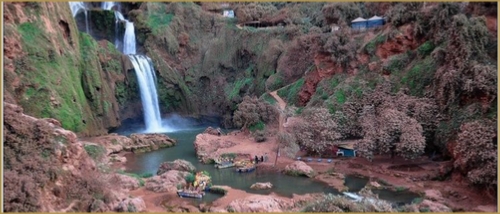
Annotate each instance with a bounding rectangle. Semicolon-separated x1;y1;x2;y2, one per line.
270;91;287;133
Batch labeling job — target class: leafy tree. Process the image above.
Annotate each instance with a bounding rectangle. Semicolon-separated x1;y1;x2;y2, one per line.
232;96;279;130
454;120;497;187
291;107;342;155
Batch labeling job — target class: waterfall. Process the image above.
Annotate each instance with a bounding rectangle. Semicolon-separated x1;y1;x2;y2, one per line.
72;1;167;133
123;21;136;55
128;55;163;132
69;2;89;33
101;2;116;10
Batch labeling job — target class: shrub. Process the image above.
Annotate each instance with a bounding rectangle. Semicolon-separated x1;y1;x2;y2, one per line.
253;130;267;142
278;132;299;158
321;3;362;25
386;3;423;27
233;96;279;130
301;193;395;212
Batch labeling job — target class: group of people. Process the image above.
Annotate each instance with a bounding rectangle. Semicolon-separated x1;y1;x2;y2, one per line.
253;153;268;164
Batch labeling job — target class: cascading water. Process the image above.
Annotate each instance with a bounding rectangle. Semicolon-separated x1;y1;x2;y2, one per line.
122;21;136;55
69;2;89;33
128;55;164;132
101;2;116;10
73;1;168;133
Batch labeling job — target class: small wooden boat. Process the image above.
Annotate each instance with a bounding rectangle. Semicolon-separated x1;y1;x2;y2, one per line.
236;164;256;173
177;190;204;199
215;161;235;169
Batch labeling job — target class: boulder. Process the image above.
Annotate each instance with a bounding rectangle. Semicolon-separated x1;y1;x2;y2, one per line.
194;134;236;163
419;199;452;212
250;182;273;190
284;161;315;177
226;195;291;212
84;134;134;155
108;173;141;191
145;170;189;193
203;126;223;136
129;133;176;152
424;189;444;202
157;159;196;175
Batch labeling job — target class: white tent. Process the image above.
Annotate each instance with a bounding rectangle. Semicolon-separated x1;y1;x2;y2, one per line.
368;15;384;21
351;17;367;23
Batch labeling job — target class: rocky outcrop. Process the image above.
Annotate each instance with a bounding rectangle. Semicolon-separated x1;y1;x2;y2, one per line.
203;126;224;136
84;134;134;155
129;133;176;153
145;170;189;193
115;197;146;212
418;199;452;212
226;195;292;212
157;159;196;175
250;182;273;190
108;173;141;191
194;134;237;163
284;161;315;177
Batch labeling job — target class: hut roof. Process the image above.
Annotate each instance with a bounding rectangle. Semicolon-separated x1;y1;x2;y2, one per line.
368;15;384;21
351;17;367;23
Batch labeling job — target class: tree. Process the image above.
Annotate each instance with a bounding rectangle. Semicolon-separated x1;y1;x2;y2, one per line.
232;96;279;130
291;107;342;155
454;120;497;187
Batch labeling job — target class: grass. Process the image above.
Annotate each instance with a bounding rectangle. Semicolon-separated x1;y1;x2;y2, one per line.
84;144;106;161
147;10;174;34
227;77;253;100
277;78;305;105
400;56;437;97
261;93;277;105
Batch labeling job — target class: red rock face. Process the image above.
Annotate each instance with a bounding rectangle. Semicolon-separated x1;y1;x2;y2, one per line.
375;24;422;60
297;52;343;106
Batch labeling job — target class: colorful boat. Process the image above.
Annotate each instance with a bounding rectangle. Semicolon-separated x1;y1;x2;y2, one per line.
236;164;256;173
177;190;204;199
215;161;235;169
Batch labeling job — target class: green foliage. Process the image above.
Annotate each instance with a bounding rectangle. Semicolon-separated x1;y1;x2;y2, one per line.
117;171;146;186
401;57;437;97
417;41;435;58
277;78;305;105
261;93;277;105
226;78;253;100
365;34;386;55
395;186;407;192
387;3;423;27
209;186;227;195
184;173;195;184
384;52;410;75
147;3;174;34
140;173;154;178
335;89;346;104
84;145;106;161
248;120;265;132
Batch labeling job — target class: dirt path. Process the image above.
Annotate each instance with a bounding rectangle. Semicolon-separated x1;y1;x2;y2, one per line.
270;91;286;111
